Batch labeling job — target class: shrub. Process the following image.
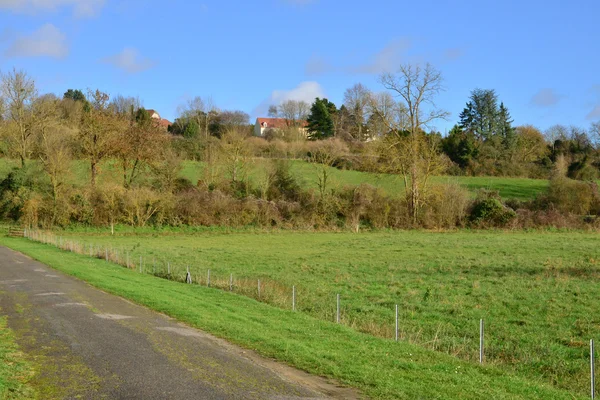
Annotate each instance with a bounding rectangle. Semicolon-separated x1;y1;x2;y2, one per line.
422;183;470;229
468;190;516;227
546;176;599;215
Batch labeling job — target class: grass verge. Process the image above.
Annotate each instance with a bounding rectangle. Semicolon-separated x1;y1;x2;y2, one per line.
0;315;34;399
0;237;583;399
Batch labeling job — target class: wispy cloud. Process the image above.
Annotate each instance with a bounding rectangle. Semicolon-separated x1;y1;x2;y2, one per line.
305;38;413;76
350;38;412;74
0;0;105;18
305;54;333;75
531;88;562;107
586;85;600;120
587;105;600;120
5;23;68;59
101;48;157;74
254;81;325;116
443;48;465;61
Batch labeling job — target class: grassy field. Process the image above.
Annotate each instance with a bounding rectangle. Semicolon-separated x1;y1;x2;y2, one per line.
34;228;599;397
0;315;34;399
0;157;549;201
0;236;584;399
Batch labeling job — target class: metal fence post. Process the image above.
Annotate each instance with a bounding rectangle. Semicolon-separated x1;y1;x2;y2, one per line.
395;304;399;342
336;294;340;324
592;339;596;400
480;319;485;364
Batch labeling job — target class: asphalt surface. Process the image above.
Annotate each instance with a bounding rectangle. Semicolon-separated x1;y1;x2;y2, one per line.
0;246;356;399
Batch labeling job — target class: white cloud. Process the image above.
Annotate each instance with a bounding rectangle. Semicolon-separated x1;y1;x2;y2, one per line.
0;0;105;17
254;81;325;116
5;23;68;59
531;88;562;107
101;48;157;74
270;81;325;104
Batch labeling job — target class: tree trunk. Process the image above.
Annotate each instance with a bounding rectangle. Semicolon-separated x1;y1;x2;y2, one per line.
91;161;97;187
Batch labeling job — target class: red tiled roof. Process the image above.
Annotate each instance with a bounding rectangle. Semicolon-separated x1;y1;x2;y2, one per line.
157;118;171;128
256;117;308;129
146;109;159;118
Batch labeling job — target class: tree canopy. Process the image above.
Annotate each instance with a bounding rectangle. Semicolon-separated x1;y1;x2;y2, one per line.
307;98;336;140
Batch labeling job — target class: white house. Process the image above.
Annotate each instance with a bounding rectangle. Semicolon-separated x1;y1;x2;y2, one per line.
253;117;308;137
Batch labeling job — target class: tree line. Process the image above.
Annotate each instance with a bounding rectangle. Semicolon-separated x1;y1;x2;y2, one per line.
1;65;599;231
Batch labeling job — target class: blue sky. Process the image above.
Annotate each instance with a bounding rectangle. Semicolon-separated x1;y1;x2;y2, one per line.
0;0;599;133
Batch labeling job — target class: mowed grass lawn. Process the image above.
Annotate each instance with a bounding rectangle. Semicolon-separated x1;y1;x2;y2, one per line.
0;157;549;201
53;229;600;396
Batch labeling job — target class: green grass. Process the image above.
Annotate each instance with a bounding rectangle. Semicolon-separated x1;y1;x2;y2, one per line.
180;159;550;201
0;236;584;400
0;157;549;201
39;229;600;397
0;315;34;399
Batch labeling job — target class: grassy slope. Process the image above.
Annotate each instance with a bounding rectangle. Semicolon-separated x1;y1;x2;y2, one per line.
180;159;549;201
54;229;600;397
0;237;581;400
0;316;34;399
0;158;548;201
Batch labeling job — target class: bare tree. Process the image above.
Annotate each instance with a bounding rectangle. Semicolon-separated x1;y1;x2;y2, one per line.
343;83;371;140
109;94;142;116
367;91;406;138
544;124;568;151
29;94;73;225
268;105;278;117
215;110;250;132
218;127;253;190
272;100;310;127
0;68;38;167
177;96;218;138
78;90;124;187
151;147;182;192
116;110;168;188
377;63;449;225
307;139;348;204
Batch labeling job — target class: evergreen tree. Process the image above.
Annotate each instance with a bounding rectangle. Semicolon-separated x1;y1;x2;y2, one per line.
458;88;514;161
135;108;151;124
441;125;478;169
307;98;335;140
183;120;200;138
498;102;515;150
63;89;85;102
459;89;502;141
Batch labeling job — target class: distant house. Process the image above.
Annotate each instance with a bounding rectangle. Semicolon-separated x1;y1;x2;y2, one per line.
145;109;172;130
253;117;308;138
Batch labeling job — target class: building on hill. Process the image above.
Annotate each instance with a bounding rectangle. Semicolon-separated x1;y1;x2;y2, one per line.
145;109;172;130
254;117;308;138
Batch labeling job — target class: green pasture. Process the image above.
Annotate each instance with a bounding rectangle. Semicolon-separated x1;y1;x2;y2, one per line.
45;229;600;397
0;235;588;400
